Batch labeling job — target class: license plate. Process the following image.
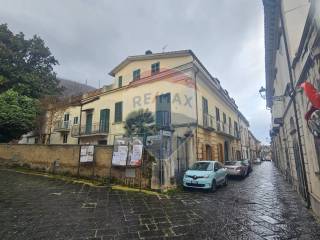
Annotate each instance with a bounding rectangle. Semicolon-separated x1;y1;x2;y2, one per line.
191;180;198;184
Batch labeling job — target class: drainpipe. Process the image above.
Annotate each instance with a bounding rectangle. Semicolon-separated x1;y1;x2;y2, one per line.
238;114;243;159
78;103;83;145
192;58;200;160
279;1;310;208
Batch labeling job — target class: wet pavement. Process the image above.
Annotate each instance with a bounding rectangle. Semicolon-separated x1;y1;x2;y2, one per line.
0;162;320;240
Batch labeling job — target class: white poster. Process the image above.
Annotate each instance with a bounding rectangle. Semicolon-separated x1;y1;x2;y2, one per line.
80;145;94;163
130;144;143;166
112;145;128;166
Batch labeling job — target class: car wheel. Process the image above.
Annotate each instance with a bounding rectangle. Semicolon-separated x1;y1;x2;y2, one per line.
183;186;188;191
223;176;228;186
211;180;217;192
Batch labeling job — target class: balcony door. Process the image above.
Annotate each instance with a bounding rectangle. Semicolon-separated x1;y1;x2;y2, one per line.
156;93;171;128
202;97;208;127
100;109;110;133
205;144;212;160
85;112;93;134
63;113;69;128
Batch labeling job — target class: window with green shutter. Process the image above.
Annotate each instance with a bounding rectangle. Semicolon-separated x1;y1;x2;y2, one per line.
156;93;171;127
118;76;122;87
114;102;123;123
133;69;140;80
100;109;110;133
151;62;160;75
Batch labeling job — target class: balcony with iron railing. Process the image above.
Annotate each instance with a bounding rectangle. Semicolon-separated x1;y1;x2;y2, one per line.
71;122;109;137
53;120;72;132
203;113;215;130
215;121;239;139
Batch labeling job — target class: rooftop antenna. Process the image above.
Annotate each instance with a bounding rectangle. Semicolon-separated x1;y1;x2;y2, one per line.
162;44;168;53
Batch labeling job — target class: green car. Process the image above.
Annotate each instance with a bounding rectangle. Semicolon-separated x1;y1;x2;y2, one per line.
183;161;228;192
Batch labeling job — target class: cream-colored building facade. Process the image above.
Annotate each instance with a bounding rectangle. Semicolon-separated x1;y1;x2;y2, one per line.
263;0;320;217
31;50;256;188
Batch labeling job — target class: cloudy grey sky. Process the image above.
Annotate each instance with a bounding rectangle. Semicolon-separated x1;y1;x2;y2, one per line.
0;0;270;143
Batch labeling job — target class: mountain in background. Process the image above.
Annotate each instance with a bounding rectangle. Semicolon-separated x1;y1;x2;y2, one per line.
58;78;96;97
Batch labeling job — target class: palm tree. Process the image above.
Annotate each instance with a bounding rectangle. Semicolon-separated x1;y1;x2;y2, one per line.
124;109;156;188
124;109;156;137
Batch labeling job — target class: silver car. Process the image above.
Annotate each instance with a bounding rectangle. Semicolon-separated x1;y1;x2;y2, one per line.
224;161;249;178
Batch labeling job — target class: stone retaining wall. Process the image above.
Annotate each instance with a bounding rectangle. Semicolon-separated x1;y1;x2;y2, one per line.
0;144;149;187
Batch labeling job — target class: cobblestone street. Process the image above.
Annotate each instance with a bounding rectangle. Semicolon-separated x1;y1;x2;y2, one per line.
1;162;320;240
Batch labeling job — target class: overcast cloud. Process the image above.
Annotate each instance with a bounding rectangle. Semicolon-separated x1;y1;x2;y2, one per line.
0;0;270;144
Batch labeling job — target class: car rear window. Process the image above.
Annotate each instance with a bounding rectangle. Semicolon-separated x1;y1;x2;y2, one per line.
225;161;237;166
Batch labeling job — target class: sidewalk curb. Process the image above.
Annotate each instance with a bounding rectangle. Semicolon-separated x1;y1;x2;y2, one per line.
0;167;107;188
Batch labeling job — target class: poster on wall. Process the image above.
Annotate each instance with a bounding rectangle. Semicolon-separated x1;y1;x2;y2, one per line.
112;145;128;166
80;145;94;163
129;144;143;166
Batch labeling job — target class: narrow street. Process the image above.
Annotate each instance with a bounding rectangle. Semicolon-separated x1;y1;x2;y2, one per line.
1;162;319;240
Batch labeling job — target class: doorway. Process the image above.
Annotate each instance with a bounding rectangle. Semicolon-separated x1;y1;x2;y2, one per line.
206;144;212;160
217;143;223;162
224;141;229;162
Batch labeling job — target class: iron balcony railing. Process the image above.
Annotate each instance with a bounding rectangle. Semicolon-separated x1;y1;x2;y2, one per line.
203;113;215;130
71;122;109;137
215;121;240;138
53;120;72;132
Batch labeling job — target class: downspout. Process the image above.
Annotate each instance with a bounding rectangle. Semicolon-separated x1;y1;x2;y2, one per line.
192;58;200;160
238;114;243;159
279;1;311;208
78;103;83;145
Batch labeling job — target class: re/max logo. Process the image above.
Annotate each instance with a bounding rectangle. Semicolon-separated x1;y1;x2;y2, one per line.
132;93;193;109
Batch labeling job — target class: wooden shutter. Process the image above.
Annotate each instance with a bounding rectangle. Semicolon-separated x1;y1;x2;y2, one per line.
202;144;206;160
211;145;215;160
115;102;123;122
100;109;110;133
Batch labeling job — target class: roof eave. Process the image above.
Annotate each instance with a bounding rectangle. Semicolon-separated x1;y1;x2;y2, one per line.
263;0;280;108
108;50;193;77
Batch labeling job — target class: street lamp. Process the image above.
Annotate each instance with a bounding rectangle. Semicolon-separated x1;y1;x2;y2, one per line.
259;86;286;101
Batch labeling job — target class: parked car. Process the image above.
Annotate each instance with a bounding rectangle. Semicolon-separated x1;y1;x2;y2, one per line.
241;159;252;173
224;160;249;178
183;161;228;192
253;158;262;164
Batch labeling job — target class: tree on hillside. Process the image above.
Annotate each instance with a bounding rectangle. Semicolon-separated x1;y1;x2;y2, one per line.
0;24;61;142
0;90;38;142
0;24;61;98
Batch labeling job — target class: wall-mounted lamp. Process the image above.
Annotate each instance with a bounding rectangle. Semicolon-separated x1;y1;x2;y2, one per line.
259;86;285;101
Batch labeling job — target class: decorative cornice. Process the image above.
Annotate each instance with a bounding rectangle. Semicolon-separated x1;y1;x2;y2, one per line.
263;0;280;108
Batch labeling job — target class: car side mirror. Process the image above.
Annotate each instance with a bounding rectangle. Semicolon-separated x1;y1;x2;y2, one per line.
214;167;218;172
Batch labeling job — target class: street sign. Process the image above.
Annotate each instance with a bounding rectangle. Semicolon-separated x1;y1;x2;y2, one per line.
161;130;171;137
